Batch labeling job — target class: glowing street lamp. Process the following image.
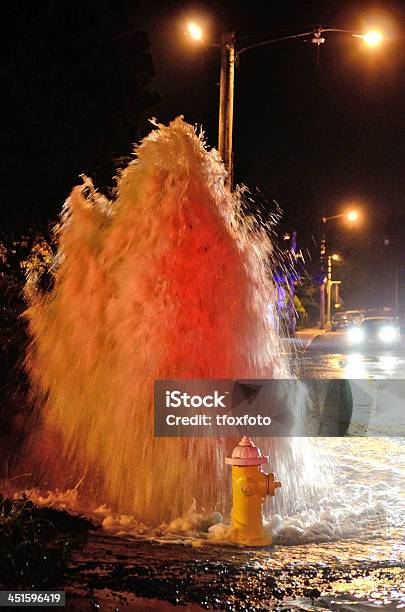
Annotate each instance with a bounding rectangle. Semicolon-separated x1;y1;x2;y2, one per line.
322;209;360;225
185;22;385;190
361;30;383;47
347;210;359;222
327;254;342;326
187;22;203;42
320;210;361;329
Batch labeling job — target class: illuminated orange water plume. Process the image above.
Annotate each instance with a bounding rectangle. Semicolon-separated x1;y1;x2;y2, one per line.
24;118;316;525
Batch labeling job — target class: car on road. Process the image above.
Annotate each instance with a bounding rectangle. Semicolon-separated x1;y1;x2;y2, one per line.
347;316;401;348
331;312;351;331
345;310;365;325
332;310;365;331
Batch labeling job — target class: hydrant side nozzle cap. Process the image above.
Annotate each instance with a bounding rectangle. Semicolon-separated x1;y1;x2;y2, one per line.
225;436;269;466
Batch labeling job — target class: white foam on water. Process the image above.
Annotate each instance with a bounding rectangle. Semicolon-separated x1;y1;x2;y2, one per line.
11;438;404;547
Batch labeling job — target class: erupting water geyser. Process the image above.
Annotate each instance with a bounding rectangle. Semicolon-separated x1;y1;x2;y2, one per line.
24;117;319;526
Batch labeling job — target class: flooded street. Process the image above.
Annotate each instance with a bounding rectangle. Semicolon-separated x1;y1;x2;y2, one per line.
293;331;405;379
66;530;404;610
58;438;404;610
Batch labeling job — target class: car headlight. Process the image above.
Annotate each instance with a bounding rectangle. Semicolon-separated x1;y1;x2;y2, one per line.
348;326;364;344
378;326;398;343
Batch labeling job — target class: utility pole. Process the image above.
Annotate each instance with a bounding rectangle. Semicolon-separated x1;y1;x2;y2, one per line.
319;212;355;329
395;267;399;313
383;235;400;313
319;222;326;329
335;282;340;307
327;255;332;327
189;23;384;191
218;32;235;189
326;254;342;325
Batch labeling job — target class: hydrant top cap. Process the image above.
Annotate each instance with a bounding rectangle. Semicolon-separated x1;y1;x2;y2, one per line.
225;436;269;466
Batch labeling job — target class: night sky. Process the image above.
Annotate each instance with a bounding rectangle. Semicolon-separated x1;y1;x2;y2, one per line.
143;1;405;226
3;0;405;307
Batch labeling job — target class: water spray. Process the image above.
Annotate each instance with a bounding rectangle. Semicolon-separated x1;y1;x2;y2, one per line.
226;436;281;546
24;117;309;523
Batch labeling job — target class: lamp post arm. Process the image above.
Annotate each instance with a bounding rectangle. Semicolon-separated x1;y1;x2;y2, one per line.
235;26;360;60
322;213;344;223
236;31;314;59
318;27;354;35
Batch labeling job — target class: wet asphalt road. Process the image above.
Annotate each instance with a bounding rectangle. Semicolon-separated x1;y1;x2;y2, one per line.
65;529;405;611
294;331;405;379
62;438;405;611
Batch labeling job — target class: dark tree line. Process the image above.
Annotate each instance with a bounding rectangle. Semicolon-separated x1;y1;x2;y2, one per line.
0;0;158;230
0;0;159;431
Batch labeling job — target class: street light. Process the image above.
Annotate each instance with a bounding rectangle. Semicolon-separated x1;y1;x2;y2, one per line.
319;210;359;329
346;210;359;222
187;22;203;41
327;254;342;327
186;23;384;188
322;209;360;224
360;30;383;47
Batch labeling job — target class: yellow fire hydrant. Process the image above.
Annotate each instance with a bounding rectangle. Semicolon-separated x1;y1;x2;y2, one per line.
226;436;281;547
